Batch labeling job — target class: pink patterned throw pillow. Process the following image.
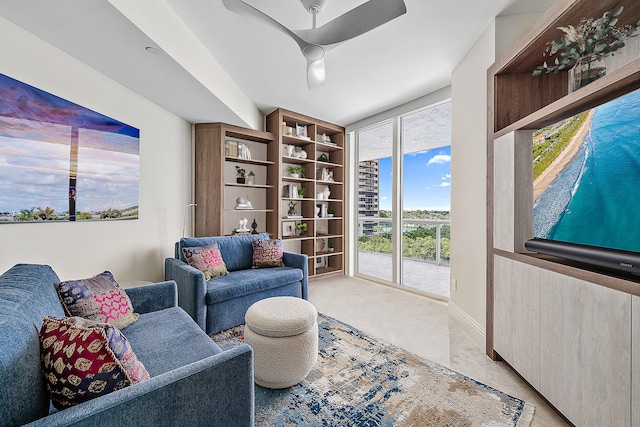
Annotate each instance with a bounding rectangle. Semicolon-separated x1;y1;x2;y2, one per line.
57;271;138;329
182;242;229;280
40;316;150;409
252;238;285;268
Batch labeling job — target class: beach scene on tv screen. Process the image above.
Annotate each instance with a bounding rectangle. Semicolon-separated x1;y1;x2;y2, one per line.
533;87;640;254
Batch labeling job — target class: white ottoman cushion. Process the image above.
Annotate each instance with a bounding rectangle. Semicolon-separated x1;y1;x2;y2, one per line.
245;296;317;337
245;297;318;389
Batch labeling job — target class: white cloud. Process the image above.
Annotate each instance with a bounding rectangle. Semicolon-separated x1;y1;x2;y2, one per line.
428;154;451;165
381;196;388;200
439;182;451;187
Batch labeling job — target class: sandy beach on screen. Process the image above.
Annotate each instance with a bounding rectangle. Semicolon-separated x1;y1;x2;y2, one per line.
533;109;594;202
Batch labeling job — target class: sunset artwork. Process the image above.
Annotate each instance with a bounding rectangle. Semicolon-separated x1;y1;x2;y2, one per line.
0;73;139;223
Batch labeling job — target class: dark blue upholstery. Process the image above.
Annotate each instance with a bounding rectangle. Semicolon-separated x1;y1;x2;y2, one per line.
121;306;222;377
166;234;308;334
205;267;303;304
0;264;254;427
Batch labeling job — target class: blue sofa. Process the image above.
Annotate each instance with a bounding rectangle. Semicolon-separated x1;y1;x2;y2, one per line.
165;233;308;335
0;263;254;427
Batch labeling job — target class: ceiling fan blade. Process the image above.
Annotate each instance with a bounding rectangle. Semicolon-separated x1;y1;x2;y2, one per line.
307;57;325;90
222;0;306;49
294;0;407;47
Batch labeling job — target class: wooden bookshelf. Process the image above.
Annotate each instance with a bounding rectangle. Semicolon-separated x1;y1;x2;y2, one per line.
194;123;275;237
266;108;345;279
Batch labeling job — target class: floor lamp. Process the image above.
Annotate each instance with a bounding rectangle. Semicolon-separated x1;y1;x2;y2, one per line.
182;203;197;238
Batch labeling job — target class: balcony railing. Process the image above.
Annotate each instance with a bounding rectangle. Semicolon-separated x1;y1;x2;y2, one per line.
357;218;451;266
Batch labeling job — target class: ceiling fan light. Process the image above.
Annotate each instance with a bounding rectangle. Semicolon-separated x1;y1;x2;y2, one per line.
307;58;325;89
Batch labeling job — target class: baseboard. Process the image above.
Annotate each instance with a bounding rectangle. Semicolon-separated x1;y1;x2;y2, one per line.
448;301;486;352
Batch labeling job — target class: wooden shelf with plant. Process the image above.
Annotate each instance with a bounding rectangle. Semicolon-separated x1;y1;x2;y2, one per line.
266;107;345;279
194;122;275;237
488;2;640;424
491;2;640;134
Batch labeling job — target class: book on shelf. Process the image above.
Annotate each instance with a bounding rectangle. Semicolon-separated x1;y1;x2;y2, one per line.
225;140;251;159
284;183;299;199
225;140;238;157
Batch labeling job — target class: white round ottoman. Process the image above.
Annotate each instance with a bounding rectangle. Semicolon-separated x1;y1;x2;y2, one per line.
244;296;318;389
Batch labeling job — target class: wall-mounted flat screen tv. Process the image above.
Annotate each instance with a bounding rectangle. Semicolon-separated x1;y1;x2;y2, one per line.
527;87;640;275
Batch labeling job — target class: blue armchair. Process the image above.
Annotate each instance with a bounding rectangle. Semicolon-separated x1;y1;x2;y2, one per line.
0;263;254;427
165;233;308;335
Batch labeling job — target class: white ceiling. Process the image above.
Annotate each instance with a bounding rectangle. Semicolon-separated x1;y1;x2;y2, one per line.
0;0;555;128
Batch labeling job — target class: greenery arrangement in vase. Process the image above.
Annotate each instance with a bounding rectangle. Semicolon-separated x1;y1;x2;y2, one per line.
296;222;308;236
235;166;246;184
532;7;640;91
287;166;304;178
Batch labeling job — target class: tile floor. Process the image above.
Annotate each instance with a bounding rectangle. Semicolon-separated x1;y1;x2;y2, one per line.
358;251;451;299
308;275;569;427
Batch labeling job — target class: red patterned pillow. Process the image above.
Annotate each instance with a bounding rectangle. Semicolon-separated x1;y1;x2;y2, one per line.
57;271;138;329
252;238;285;268
182;242;229;280
40;316;150;409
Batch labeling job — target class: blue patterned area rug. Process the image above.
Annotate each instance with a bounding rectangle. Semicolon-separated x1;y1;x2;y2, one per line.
212;314;534;427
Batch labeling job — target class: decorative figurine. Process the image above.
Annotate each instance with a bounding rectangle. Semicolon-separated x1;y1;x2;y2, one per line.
235;196;253;210
323;186;331;199
236;218;249;233
251;218;258;234
247;171;255;186
288;201;297;216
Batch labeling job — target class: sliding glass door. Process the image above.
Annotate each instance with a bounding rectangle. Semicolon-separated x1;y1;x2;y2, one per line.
355;102;451;300
357;121;393;282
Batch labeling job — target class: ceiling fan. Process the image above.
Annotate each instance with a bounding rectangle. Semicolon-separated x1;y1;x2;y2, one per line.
222;0;407;89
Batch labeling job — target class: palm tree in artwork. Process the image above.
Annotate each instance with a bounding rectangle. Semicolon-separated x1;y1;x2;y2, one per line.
37;207;56;220
14;208;38;221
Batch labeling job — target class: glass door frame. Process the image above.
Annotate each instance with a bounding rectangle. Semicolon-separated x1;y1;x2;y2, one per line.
353;116;404;285
352;100;451;296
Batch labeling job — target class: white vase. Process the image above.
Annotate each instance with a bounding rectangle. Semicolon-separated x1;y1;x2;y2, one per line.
568;55;606;92
284;145;295;157
323;186;331;199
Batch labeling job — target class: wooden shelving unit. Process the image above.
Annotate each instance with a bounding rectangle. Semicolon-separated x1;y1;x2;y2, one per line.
194;123;275;237
487;2;640;425
266;108;345;279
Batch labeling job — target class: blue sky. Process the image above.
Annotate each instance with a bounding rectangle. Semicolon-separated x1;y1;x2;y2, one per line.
378;146;451;211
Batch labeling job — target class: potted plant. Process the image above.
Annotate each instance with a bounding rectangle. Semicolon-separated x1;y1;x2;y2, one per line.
235;166;246;184
287;166;304;178
296;222;307;236
327;208;334;218
328;240;335;252
297;188;306;198
532;7;640;91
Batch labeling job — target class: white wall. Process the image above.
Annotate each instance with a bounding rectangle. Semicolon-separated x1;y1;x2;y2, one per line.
449;21;495;349
0;17;193;282
449;13;542;351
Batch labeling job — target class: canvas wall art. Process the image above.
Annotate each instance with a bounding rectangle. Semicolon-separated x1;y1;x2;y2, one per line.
0;73;139;223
